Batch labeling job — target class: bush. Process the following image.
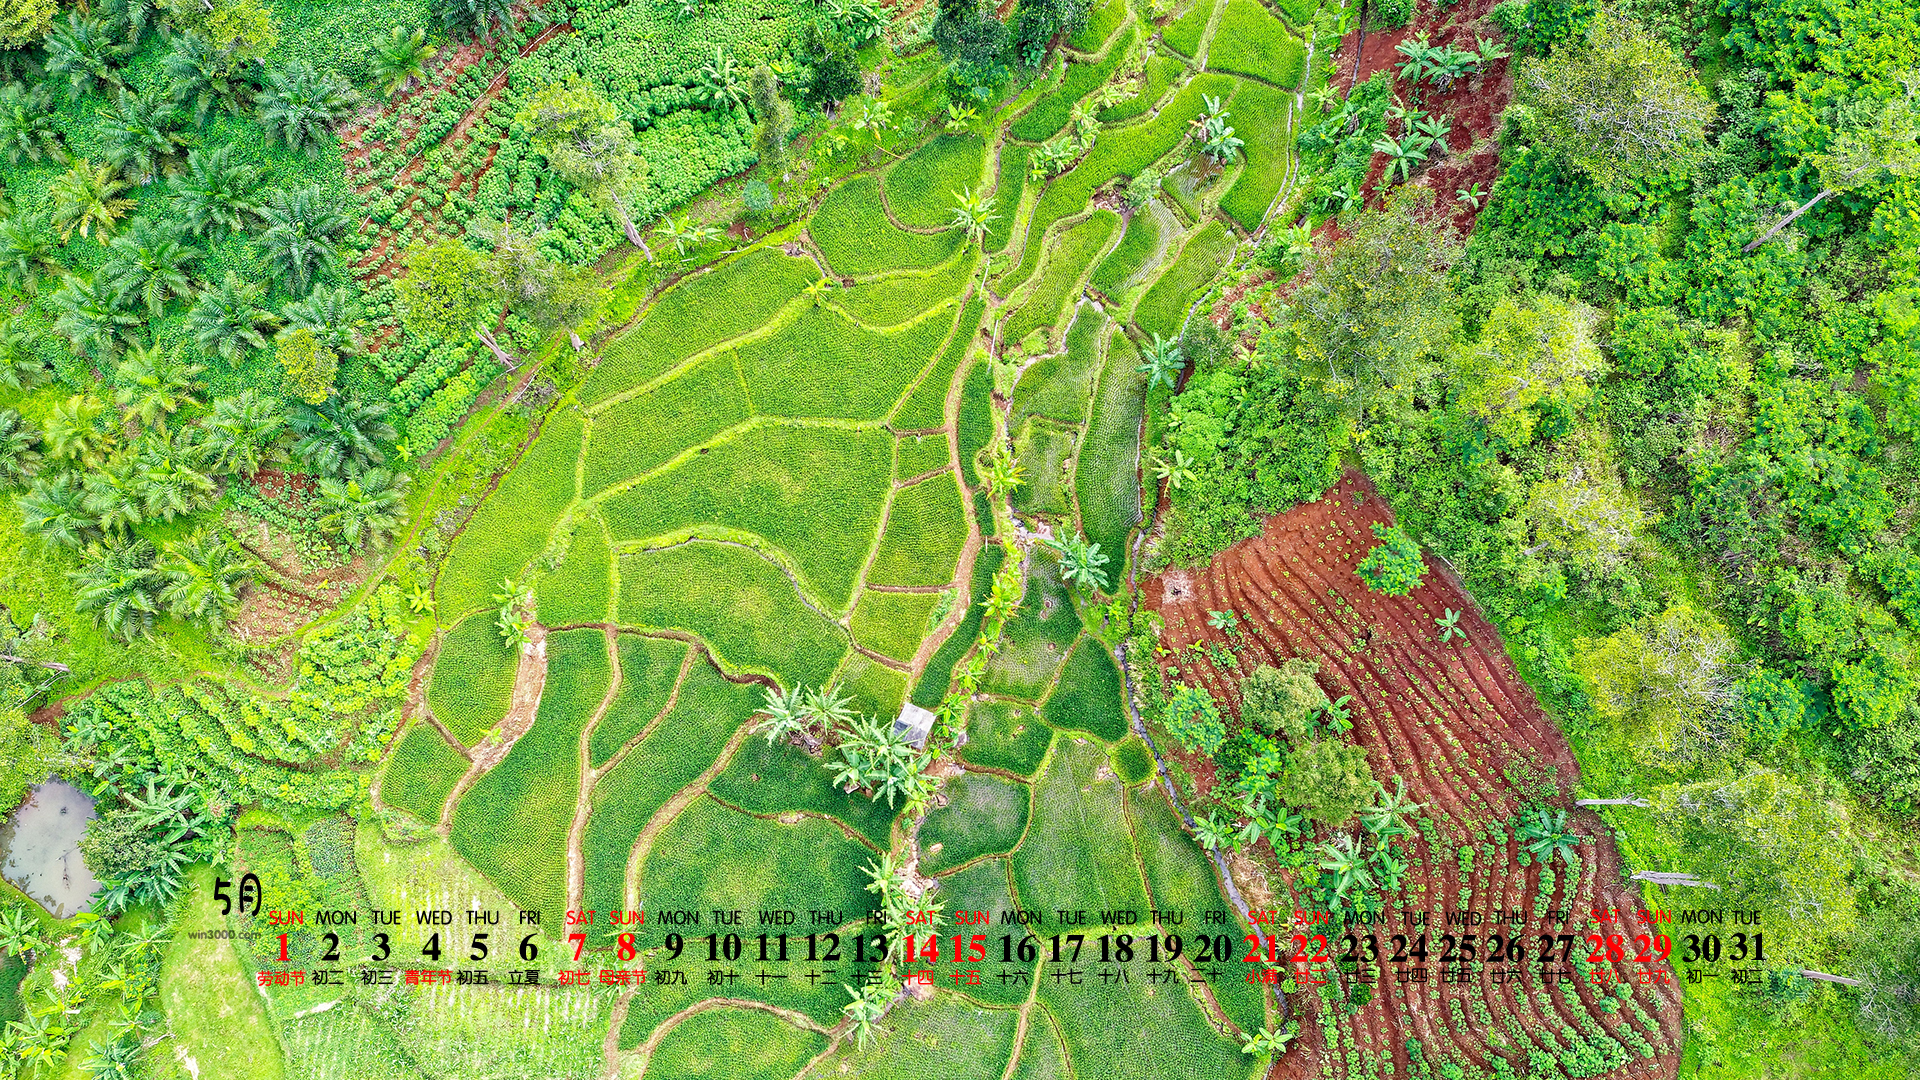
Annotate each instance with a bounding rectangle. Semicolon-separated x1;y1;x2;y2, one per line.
1163;683;1225;754
1355;522;1426;595
743;179;774;212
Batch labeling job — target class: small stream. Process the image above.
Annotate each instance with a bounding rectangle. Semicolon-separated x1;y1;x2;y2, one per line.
0;779;99;918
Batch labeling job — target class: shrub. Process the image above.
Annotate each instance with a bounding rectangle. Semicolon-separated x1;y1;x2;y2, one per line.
1355;522;1426;595
1163;683;1225;754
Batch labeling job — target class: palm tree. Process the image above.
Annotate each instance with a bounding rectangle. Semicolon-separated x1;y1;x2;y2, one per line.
0;83;60;165
42;395;117;468
0;320;49;392
43;14;124;102
755;684;809;744
281;284;364;356
70;538;164;641
159;529;252;629
697;46;746;111
1199;114;1243;165
0;213;61;293
205;390;287;477
49;160;136;244
186;271;278;362
169;146;263;239
99;86;188;184
372;27;438;98
17;476;96;549
0;409;39;487
432;0;516;43
316;468;412;549
82;461;145;537
949;186;997;246
289;395;393;478
256;186;347;294
162;30;247;125
49;273;139;360
1137;333;1183;390
134;433;217;522
101;220;200;317
255;60;359;156
113;343;203;434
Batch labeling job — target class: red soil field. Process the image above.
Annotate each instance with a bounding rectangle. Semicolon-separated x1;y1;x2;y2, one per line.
1143;473;1683;1080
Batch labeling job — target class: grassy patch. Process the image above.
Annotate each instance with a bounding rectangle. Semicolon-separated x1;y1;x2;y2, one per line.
449;628;609;922
1134;220;1236;339
897;433;955;479
957;360;997;480
1040;640;1129;741
589;635;692;767
1036;935;1253;1080
926;859;1030;1007
838;651;909;718
885;135;989;229
648;1008;827;1080
983;552;1082;700
1070;0;1130;50
960;700;1055;777
619;542;847;684
919;772;1031;874
584;248;818;404
1010;739;1148;920
1005;211;1120;348
988;146;1032;255
737;301;957;421
895;297;986;430
583;661;759;917
802;994;1021;1079
1100;54;1186;124
428;612;520;747
535;516;615;627
1275;0;1320;24
1125;787;1268;1036
437;408;584;618
1011;26;1141;142
584;356;753;495
602;424;892;610
835;254;976;326
1111;736;1154;783
1163;0;1216;58
1076;332;1147;560
710;736;900;847
1010;418;1079;520
1010;1014;1071;1080
159;866;286;1080
813;175;966;277
912;544;1005;707
1220;81;1297;230
1015;305;1108;426
1209;0;1305;86
380;722;468;823
852;589;944;664
642;798;874;1023
868;474;970;588
1091;207;1168;295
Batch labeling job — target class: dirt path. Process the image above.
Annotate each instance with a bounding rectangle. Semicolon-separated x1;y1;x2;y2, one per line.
437;625;549;833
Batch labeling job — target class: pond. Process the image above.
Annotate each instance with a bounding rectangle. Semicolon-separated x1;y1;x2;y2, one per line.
0;779;99;918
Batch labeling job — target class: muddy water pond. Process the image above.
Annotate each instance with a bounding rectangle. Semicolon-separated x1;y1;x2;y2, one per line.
0;779;99;918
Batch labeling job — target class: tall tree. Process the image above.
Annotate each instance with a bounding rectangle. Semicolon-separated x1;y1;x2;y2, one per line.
1575;600;1735;763
16;475;96;549
516;79;652;253
281;284;364;357
0;0;55;50
112;342;202;434
393;240;515;366
204;390;286;477
1514;11;1715;188
255;60;358;156
0;82;60;165
168;145;263;239
49;159;136;244
48;273;138;360
316;468;411;549
1449;294;1603;444
158;528;251;629
1745;86;1920;252
255;185;347;293
288;395;392;478
371;26;437;98
98;86;187;184
43;14;124;102
0;408;41;487
751;65;789;176
69;539;165;642
100;219;200;317
161;29;252;124
1521;440;1646;580
185;271;277;361
272;326;337;404
431;0;513;43
0;213;59;294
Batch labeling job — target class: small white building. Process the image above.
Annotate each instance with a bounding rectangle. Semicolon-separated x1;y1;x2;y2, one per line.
893;702;936;750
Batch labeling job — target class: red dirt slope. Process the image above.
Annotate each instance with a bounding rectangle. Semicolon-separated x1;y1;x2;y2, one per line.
1144;473;1683;1080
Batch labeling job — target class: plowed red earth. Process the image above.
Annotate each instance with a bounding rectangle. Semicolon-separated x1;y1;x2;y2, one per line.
1144;473;1683;1080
